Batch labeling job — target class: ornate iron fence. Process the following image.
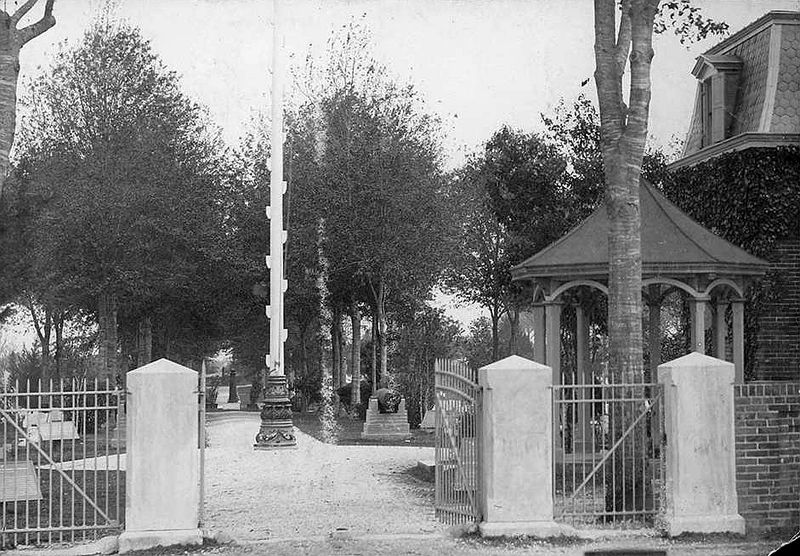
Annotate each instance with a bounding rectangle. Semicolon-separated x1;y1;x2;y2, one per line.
434;359;482;526
552;382;664;527
0;378;124;548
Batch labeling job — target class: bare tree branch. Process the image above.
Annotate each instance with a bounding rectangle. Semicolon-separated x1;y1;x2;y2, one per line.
594;0;623;147
11;0;39;24
614;0;632;78
18;0;56;46
624;0;658;159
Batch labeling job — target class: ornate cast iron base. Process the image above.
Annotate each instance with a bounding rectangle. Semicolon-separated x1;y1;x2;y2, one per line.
254;375;297;450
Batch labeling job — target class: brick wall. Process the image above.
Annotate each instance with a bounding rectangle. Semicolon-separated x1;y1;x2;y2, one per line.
754;239;800;380
734;382;800;532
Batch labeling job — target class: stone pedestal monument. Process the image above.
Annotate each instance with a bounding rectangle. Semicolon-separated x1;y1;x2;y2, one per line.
361;388;411;440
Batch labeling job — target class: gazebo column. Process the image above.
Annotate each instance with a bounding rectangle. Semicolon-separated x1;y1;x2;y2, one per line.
647;291;664;465
732;298;745;383
690;296;711;354
647;286;662;383
544;300;562;386
573;306;593;454
714;300;729;361
532;303;546;365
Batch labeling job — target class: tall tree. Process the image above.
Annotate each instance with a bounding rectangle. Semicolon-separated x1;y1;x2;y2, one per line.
448;126;569;360
594;0;656;383
592;0;726;515
295;21;453;386
593;0;725;383
12;20;231;376
320;87;451;382
0;0;56;202
445;157;509;361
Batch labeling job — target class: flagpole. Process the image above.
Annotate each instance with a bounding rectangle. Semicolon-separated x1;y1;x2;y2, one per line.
255;0;296;450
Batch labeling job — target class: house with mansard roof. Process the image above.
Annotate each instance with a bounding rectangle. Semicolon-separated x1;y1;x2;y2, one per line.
671;10;800;170
668;10;800;381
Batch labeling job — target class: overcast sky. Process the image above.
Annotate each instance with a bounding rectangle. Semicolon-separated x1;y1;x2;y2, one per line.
4;0;799;341
17;0;800;167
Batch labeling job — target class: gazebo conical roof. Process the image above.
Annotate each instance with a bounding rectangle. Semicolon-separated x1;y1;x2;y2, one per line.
511;180;769;283
510;180;768;385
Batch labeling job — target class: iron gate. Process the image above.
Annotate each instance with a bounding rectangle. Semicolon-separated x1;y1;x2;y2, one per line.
0;378;124;548
552;382;664;527
434;359;481;525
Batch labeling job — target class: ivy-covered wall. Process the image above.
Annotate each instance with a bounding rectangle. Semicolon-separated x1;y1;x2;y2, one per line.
664;146;800;380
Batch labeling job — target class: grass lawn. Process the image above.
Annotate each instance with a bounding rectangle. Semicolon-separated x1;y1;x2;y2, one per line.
1;470;124;548
1;420;125;549
292;411;435;447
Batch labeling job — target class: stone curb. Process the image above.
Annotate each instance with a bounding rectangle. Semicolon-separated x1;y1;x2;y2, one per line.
1;535;119;556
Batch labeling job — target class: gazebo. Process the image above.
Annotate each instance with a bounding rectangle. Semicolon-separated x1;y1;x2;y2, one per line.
511;180;769;385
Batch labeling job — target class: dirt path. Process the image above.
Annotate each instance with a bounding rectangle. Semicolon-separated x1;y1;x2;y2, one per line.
203;412;442;541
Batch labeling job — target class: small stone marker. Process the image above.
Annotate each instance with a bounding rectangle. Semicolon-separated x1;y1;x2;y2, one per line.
420;407;436;430
0;461;43;502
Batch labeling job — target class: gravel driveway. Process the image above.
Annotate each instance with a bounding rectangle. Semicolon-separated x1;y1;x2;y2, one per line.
203;412;443;541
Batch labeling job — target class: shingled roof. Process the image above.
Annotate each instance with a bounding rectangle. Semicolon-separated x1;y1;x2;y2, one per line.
673;11;800;169
511;181;769;282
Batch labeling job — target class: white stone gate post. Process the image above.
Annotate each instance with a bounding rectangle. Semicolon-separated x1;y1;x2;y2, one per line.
657;352;745;536
119;359;202;553
478;355;568;537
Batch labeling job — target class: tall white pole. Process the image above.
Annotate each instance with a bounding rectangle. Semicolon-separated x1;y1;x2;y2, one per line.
268;0;286;377
255;0;296;449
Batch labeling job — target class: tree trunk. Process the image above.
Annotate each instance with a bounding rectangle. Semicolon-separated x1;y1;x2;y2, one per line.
0;2;56;201
300;321;309;380
594;0;655;384
594;0;657;518
136;316;152;367
371;311;377;393
339;318;347;389
350;301;362;407
490;308;500;362
331;310;341;392
98;292;119;380
375;280;388;387
54;310;64;378
0;24;21;201
507;306;520;355
27;300;52;377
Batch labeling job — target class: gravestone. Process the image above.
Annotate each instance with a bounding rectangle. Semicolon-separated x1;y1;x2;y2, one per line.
420;407;437;430
215;385;240;411
38;420;80;442
24;409;80;442
0;460;43;502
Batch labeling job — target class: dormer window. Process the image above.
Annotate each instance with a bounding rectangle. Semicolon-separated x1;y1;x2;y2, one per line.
691;55;743;147
670;11;800;171
701;78;713;147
